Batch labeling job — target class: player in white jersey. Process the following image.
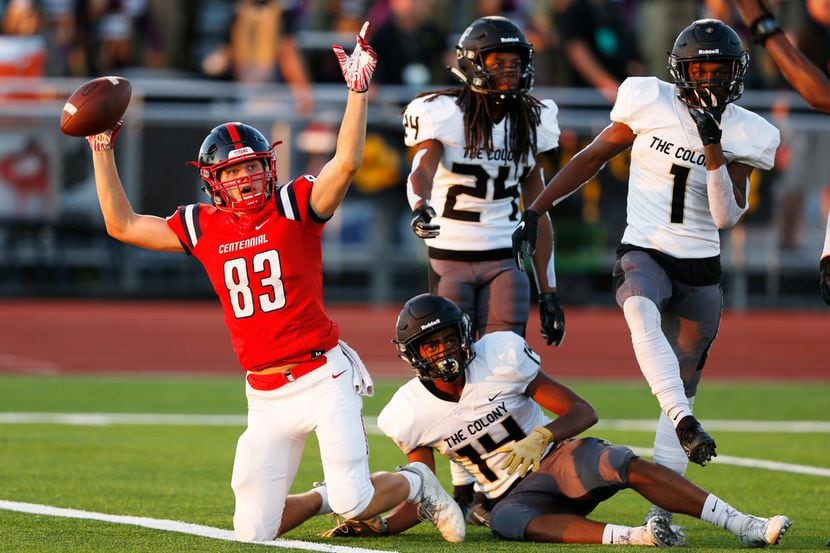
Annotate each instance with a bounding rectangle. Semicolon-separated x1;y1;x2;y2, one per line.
403;16;564;346
403;14;565;523
512;19;780;526
321;294;791;547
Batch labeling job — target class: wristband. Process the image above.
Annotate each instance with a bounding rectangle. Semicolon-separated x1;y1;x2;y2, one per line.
750;16;783;45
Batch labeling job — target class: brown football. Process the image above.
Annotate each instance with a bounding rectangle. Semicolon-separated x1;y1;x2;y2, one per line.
60;76;132;137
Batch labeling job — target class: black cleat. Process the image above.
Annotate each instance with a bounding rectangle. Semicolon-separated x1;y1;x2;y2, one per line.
676;415;717;465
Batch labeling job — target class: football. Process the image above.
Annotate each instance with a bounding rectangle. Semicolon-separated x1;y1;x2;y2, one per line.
60;76;131;137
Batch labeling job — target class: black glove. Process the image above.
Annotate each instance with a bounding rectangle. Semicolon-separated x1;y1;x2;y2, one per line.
511;209;539;270
688;106;722;146
410;204;440;239
539;292;566;346
820;256;830;306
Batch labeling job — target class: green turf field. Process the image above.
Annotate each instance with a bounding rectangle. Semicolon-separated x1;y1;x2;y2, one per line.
0;374;828;552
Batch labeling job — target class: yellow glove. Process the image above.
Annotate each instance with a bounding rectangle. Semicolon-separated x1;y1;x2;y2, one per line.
498;426;553;477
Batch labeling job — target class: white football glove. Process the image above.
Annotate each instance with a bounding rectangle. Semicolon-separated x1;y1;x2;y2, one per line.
332;21;378;93
86;119;123;152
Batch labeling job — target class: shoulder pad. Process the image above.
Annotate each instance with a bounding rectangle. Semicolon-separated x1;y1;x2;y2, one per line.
722;107;781;170
538;98;561;152
403;95;460;146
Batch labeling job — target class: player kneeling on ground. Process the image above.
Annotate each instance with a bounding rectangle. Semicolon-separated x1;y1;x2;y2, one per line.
323;294;791;547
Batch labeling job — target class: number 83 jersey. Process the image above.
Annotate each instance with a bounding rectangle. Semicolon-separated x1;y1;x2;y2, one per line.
165;175;339;372
403;94;560;253
612;77;780;259
378;331;551;500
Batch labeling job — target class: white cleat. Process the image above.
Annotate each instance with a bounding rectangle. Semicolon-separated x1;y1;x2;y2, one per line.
739;515;792;547
646;515;680;547
398;462;465;542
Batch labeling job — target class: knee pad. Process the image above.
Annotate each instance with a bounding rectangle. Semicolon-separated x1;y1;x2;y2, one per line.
329;483;374;520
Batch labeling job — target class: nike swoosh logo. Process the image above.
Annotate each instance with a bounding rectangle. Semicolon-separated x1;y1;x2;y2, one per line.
255;221;267;230
710;500;718;512
332;370;348;379
516;222;525;231
488;391;502;402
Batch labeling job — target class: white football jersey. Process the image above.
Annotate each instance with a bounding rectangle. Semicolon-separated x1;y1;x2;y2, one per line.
402;94;561;252
378;331;551;500
610;77;780;258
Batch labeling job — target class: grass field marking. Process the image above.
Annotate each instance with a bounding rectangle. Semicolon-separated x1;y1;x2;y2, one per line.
0;499;398;553
625;447;830;478
2;413;830;433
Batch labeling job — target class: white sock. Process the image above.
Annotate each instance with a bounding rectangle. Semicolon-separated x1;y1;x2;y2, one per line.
652;410;690;475
700;493;750;535
623;296;692;423
602;523;653;545
400;470;421;502
312;485;332;515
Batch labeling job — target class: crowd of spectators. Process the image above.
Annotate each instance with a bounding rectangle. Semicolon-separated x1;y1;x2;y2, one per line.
0;0;819;94
2;0;827;255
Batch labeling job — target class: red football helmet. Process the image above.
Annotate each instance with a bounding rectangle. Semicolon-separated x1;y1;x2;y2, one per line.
191;122;278;213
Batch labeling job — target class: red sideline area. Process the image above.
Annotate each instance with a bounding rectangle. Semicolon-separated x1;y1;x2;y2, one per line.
0;300;827;380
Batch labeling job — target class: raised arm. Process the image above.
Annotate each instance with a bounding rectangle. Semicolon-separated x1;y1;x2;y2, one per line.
310;21;378;219
732;0;830;114
88;124;183;252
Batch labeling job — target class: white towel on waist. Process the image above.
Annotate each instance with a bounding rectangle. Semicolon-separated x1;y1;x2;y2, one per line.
338;340;374;397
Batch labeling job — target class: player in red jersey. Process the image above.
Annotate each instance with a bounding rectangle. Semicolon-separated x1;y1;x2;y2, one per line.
85;23;465;544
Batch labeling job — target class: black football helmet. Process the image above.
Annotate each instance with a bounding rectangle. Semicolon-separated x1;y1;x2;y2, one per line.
454;16;534;97
393;294;475;382
668;19;749;110
191;122;278;213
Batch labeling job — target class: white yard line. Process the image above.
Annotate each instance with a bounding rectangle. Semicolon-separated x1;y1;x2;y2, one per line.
0;500;396;553
1;412;828;478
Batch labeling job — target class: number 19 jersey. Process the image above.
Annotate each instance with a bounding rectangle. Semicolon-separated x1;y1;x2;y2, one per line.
378;331;551;500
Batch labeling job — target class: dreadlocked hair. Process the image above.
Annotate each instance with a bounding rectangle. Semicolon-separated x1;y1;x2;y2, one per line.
410;87;544;167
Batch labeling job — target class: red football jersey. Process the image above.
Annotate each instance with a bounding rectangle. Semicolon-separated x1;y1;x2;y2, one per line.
166;175;339;371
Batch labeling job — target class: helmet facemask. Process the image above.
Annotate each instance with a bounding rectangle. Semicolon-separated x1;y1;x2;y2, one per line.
199;150;277;213
669;56;747;113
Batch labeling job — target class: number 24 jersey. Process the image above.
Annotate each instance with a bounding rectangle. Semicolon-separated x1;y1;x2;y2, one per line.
403;94;560;253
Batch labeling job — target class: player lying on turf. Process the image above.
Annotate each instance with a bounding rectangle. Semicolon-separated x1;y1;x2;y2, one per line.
320;294;792;547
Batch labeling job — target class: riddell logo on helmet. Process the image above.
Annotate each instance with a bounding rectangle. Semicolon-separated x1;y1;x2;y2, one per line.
420;318;441;330
698;49;721;54
500;37;520;43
